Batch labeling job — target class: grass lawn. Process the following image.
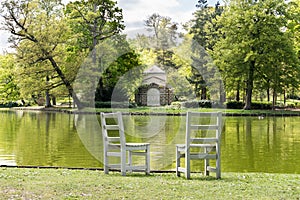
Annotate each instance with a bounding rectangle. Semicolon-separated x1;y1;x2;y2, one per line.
0;167;299;199
14;106;299;116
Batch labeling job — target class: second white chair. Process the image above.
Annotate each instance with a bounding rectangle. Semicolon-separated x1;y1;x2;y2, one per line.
176;111;222;179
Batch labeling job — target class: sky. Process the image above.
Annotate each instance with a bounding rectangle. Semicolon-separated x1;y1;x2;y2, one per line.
0;0;220;53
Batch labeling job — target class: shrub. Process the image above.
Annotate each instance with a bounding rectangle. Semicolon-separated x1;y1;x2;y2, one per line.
0;101;22;108
94;101;137;108
226;101;272;109
225;101;244;109
182;100;214;108
287;94;300;100
251;102;272;110
170;101;182;108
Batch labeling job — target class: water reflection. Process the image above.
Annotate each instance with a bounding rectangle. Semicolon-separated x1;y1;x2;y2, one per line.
223;116;300;173
0;110;299;173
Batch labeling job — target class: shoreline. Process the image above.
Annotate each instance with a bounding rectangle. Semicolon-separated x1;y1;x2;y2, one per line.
8;106;300;117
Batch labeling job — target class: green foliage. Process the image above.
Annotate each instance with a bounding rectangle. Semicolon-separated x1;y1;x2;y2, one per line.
72;35;144;104
145;13;178;51
1;0;84;107
93;101;137;108
1;0;126;108
65;0;124;51
226;101;273;110
225;101;244;109
0;102;23;108
213;0;300;109
0;54;20;101
188;2;224;101
131;14;195;101
182;100;216;108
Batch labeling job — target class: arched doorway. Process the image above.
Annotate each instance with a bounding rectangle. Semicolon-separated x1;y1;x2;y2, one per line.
147;88;160;106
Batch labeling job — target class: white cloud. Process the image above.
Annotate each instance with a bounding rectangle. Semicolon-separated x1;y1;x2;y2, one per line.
0;0;200;53
117;0;197;32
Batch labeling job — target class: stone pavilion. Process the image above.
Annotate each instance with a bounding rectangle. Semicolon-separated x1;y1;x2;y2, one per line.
135;65;173;106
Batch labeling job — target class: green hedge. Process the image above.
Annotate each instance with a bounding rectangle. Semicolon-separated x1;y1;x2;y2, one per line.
225;101;244;109
182;100;215;108
0;102;23;108
94;101;137;108
226;101;272;109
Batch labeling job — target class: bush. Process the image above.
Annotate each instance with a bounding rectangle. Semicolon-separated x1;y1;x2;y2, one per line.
287;94;300;100
0;101;23;108
251;102;272;110
225;101;244;109
226;101;272;109
182;100;214;108
170;101;182;109
94;101;137;108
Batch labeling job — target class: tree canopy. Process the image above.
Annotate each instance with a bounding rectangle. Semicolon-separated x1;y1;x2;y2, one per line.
0;0;300;109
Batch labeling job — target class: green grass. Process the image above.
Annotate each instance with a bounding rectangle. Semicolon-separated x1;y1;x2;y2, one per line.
0;167;299;199
9;105;300;116
77;106;300;116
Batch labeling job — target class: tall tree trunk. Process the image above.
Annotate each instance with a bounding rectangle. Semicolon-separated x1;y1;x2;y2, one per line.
48;57;84;109
52;95;56;106
45;75;51;107
220;80;226;104
267;80;270;102
283;89;286;107
201;87;207;100
243;61;255;110
236;80;240;102
272;89;277;110
45;90;51;107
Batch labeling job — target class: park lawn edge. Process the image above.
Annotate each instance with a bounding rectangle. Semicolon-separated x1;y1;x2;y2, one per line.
8;106;300;116
0;167;299;199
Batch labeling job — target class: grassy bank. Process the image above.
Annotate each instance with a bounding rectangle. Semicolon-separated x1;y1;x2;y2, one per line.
10;106;300;116
0;168;299;199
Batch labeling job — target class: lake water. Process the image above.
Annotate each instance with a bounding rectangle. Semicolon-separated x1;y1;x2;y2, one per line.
0;110;299;174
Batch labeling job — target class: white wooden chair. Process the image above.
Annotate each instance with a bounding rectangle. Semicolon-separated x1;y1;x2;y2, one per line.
100;112;150;176
176;112;222;179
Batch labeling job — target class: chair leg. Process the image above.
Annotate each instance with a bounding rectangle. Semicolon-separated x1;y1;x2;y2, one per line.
128;151;132;173
204;147;209;176
104;153;109;174
146;145;150;175
216;155;221;179
185;150;190;179
204;158;209;176
121;150;126;176
176;147;180;177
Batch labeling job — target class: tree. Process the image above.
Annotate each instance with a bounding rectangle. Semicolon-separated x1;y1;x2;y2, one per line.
144;13;180;70
94;35;143;102
66;0;124;103
0;54;20;101
1;0;84;108
213;0;299;109
287;0;300;98
188;1;224;100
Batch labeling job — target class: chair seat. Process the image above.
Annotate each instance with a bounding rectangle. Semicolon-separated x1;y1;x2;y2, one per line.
126;143;150;147
176;143;216;150
126;143;150;151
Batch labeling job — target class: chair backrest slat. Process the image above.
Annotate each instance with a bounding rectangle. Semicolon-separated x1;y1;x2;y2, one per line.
107;137;121;142
101;112;126;148
190;138;218;143
104;125;120;130
186;111;222;147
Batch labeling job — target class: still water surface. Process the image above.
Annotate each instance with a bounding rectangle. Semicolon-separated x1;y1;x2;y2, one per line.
0;110;299;173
